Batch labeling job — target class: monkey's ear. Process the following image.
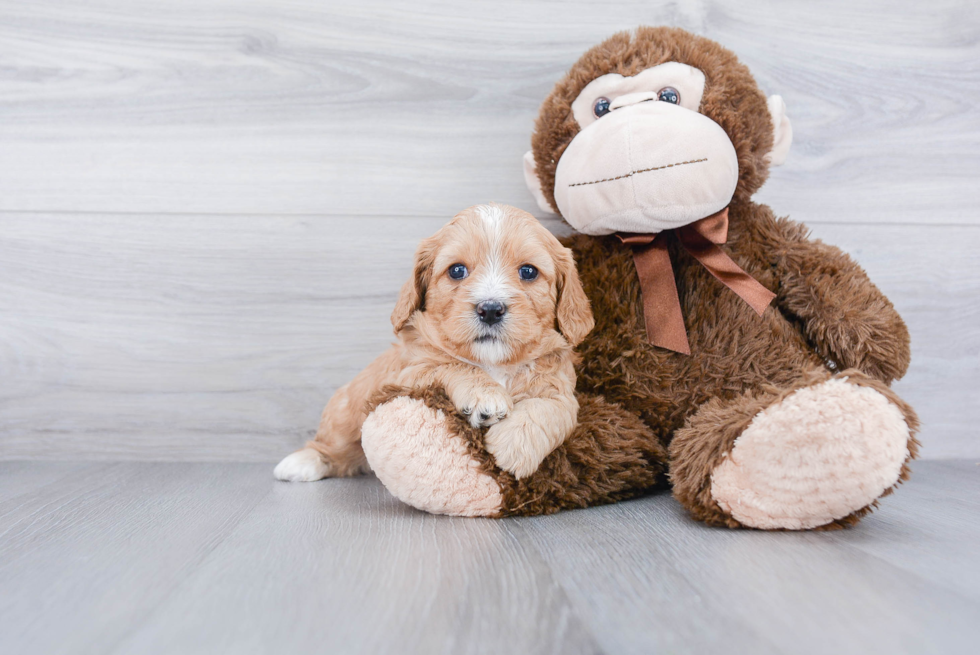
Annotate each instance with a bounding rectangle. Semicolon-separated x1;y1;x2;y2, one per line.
523;151;557;215
554;246;594;347
764;95;793;166
391;237;437;333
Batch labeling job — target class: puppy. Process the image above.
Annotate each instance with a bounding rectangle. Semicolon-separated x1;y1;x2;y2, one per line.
274;203;594;482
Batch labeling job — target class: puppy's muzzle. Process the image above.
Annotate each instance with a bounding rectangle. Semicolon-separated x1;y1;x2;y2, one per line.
476;300;506;326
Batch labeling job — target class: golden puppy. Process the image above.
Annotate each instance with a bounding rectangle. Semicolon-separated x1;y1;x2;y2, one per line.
274;203;594;482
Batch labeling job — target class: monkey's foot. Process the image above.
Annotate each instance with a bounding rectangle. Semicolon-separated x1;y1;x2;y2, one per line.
710;377;913;530
361;396;504;517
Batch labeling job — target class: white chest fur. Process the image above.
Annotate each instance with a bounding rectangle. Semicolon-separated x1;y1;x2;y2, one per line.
479;362;533;392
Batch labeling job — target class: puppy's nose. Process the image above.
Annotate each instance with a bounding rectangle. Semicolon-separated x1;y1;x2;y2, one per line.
476;301;506;326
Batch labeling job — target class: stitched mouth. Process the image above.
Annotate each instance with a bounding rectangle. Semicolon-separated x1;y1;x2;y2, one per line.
568;157;708;188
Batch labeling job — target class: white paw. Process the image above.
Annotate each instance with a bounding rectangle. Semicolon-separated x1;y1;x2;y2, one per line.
274;448;332;482
485;414;552;479
711;378;911;530
453;386;513;429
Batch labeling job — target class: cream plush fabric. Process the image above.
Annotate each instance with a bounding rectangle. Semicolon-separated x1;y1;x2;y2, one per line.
361;396;502;517
710;378;911;530
553;100;739;235
568;62;706;128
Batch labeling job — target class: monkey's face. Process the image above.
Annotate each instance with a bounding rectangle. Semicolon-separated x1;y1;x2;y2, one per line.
555;62;738;235
524;29;792;235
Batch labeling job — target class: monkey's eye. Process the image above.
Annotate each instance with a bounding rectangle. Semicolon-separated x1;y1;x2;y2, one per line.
657;87;680;104
518;264;539;281
592;97;611;118
448;263;468;280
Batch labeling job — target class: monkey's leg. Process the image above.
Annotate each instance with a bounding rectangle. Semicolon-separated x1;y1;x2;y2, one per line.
669;369;919;530
361;387;669;517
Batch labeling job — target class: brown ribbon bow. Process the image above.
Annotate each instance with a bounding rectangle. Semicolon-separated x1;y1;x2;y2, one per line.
617;207;775;355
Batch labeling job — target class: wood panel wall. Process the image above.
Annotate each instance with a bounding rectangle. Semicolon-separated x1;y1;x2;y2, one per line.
1;0;977;459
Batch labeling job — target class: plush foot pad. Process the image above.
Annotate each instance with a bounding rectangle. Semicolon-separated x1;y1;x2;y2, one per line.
361;396;503;517
710;378;911;530
274;447;332;482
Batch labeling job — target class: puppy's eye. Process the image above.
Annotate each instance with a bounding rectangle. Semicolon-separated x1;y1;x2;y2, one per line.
518;264;539;281
592;97;611;118
448;263;468;280
657;87;680;104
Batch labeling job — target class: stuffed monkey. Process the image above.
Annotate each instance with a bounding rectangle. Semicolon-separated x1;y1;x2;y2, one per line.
359;27;919;529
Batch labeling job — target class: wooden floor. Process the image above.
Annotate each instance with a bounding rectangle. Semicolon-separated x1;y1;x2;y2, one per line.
0;460;977;654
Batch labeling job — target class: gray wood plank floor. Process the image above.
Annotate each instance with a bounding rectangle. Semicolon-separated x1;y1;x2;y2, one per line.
0;460;977;655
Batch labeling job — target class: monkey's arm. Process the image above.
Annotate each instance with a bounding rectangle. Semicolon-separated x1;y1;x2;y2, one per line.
766;216;911;383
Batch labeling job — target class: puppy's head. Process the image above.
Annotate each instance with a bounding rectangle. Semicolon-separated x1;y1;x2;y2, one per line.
391;203;594;365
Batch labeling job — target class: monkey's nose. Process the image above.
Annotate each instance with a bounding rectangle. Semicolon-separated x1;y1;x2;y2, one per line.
476;301;506;326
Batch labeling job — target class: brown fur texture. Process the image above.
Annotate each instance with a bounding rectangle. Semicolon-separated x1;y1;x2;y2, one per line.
368;385;669;517
365;27;919;528
562;196;917;526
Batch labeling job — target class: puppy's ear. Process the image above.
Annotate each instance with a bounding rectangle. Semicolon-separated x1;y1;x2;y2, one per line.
391;236;438;333
553;246;594;346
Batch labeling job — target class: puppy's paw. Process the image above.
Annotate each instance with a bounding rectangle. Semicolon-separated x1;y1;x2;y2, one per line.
485;415;551;479
453;385;513;429
274;448;332;482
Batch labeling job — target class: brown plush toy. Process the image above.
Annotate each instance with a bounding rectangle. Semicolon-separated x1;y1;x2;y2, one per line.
359;27;919;530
